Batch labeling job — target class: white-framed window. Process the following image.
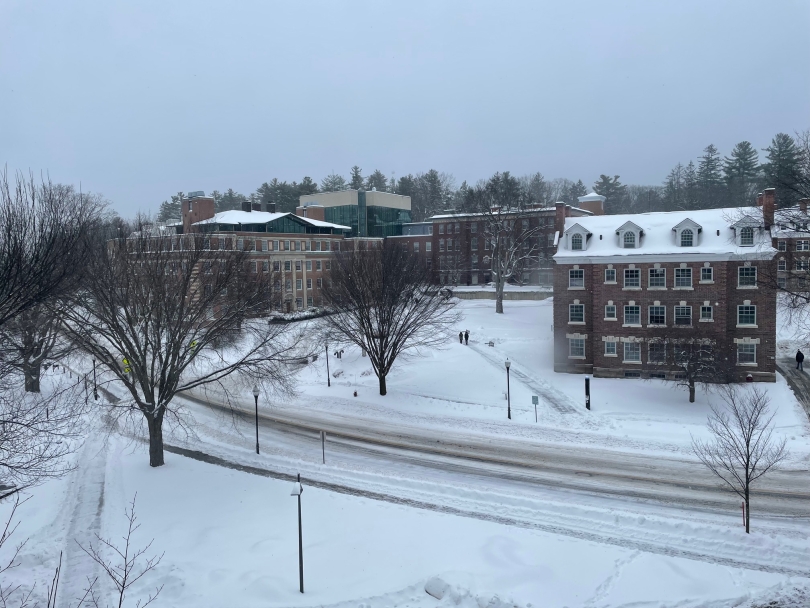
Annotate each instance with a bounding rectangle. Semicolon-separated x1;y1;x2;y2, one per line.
455;223;461;233
471;223;477;233
569;304;584;323
623;342;641;362
426;242;432;252
604;304;617;319
604;268;616;283
698;305;712;320
569;338;585;358
284;260;291;271
414;242;420;253
307;296;313;307
737;305;757;325
778;259;786;271
306;278;312;289
250;261;257;273
778;276;787;288
295;260;302;271
261;240;268;252
675;268;692;288
296;279;303;290
447;239;453;251
680;229;693;247
317;278;323;288
624;268;640;288
325;261;331;270
778;240;786;252
273;261;281;271
738;266;757;287
439;239;445;252
648;305;666;325
262;260;269;273
649;268;666;288
649;342;667;363
740;227;754;246
285;279;292;291
796;259;809;271
571;233;583;250
701;267;714;282
439;224;445;234
623;232;636;248
237;238;244;250
674;306;692;325
569;269;584;288
797;240;809;251
604;341;617;356
471;238;478;251
737;343;756;364
306;261;312;271
296;297;303;310
624;305;641;325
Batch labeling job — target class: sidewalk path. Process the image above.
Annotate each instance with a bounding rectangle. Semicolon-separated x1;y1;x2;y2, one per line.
776;359;810;422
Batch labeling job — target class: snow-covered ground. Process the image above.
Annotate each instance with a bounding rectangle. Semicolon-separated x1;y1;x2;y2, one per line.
4;299;810;607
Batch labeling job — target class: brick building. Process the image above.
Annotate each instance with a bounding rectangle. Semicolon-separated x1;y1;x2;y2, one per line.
553;203;778;382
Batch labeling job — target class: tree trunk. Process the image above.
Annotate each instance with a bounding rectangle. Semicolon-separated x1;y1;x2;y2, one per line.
23;361;41;393
495;280;505;314
147;413;165;467
745;489;750;534
379;373;387;396
688;380;695;403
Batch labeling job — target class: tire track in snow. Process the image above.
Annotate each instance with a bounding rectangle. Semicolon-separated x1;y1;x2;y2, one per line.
162;443;810;579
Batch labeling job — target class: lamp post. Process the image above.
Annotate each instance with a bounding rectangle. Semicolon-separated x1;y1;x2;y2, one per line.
92;359;98;401
253;385;260;454
505;359;511;420
290;473;304;593
325;343;331;387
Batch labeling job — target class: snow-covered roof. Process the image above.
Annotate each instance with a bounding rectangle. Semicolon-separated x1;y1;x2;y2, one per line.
554;207;776;262
564;222;591;236
192;210;350;231
577;192;606;203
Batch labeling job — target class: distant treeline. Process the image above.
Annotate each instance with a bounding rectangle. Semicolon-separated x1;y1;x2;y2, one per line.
157;130;809;222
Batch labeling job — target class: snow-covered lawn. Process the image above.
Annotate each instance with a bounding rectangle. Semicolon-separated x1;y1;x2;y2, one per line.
288;300;810;463
3;435;803;608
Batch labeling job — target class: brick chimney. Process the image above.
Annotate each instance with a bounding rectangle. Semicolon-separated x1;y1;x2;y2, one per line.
251;202;261;212
181;194;215;233
265;202;277;213
555;202;568;235
762;188;776;227
241;201;252;212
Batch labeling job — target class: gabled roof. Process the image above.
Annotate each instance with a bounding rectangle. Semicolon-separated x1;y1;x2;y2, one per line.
193;210;350;231
564;222;592;235
730;214;762;229
615;221;643;234
672;218;702;232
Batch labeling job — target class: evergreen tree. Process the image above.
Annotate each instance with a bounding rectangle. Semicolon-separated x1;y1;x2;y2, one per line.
696;144;724;208
397;174;416;199
216;188;247;212
298;176;318;196
564;179;588;205
683;161;699;210
663;163;685;211
723;141;760;206
762;133;802;207
156;193;182;223
365;169;388;191
593;175;628;213
320;173;347;192
519;173;548;206
350;166;364;190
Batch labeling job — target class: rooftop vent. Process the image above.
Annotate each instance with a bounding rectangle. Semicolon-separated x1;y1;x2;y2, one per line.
188;190;205;198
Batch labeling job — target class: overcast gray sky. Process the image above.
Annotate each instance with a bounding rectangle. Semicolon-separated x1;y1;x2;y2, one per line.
2;1;808;214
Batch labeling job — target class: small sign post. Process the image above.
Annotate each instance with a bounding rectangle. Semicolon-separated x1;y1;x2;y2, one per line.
531;395;539;422
585;376;591;410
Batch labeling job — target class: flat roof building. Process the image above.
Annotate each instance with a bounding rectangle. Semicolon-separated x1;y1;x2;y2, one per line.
298;189;412;238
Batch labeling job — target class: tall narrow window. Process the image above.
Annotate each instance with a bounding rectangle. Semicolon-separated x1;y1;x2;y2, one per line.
738;266;757;287
623;343;641;362
649;268;666;288
737;305;757;325
623;232;636;248
569;269;584;288
569;304;584;323
675;268;692;288
624;268;640;287
740;227;754;246
569;338;585;358
571;233;583;250
680;229;693;247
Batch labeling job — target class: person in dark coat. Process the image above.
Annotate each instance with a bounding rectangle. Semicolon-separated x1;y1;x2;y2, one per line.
459;331;464;344
797;349;805;371
464;330;469;345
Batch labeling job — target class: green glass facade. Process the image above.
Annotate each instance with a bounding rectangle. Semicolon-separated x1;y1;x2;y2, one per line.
323;194;411;238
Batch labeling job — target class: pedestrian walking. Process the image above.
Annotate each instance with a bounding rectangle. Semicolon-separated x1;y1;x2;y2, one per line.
459;331;463;344
464;330;469;345
797;349;805;371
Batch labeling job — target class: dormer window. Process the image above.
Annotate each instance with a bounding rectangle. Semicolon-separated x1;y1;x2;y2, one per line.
680;229;693;247
623;232;636;248
564;223;591;251
571;233;583;250
740;227;754;246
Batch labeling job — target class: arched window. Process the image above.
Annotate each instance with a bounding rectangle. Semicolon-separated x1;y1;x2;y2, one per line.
571;233;583;250
623;231;636;249
740;227;754;246
680;229;693;247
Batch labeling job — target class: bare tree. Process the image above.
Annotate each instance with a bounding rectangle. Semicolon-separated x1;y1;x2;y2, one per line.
322;241;460;395
0;302;73;393
0;171;99;331
64;219;309;467
0;495;31;608
0;379;87;490
692;386;788;533
76;495;163;608
463;185;544;313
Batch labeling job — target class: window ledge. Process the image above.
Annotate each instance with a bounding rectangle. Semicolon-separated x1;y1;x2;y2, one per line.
568;286;585;290
622;360;642;365
737;362;758;367
737;285;758;289
673;286;694;290
699;318;714;323
736;324;758;329
674;324;693;328
568;356;587;360
622;324;642;328
646;324;667;328
699;280;715;284
604;354;618;358
622;287;642;291
568;321;586;325
647;287;667;290
604;318;618;322
647;361;666;365
604;281;617;285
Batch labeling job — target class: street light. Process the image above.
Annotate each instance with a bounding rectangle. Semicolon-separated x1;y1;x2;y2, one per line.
505;359;511;420
290;473;304;594
252;385;260;454
93;359;98;401
325;343;331;387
